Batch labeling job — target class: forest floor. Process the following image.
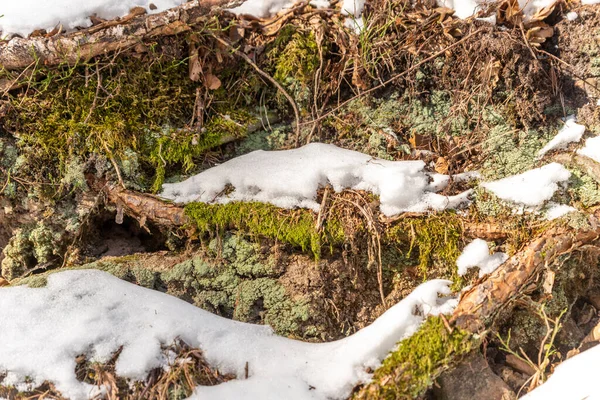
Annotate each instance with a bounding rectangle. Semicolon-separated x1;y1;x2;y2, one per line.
2;0;600;398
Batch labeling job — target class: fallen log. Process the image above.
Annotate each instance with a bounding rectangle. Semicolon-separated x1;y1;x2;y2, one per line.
0;0;242;71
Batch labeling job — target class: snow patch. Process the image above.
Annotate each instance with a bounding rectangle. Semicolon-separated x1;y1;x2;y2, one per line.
481;163;571;207
566;11;578;20
0;270;455;400
522;344;600;400
161;143;473;216
537;116;585;157
577;136;600;164
456;239;508;278
0;0;186;38
544;202;576;221
436;0;556;20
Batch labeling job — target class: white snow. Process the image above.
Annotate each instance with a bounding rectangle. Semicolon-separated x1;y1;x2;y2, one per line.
538;116;586;157
436;0;556;20
456;239;508;278
229;0;331;18
0;269;456;400
566;11;578;21
521;344;600;400
481;163;571;207
228;0;295;17
0;0;186;37
577;136;600;164
161;143;473;216
544;202;576;220
582;0;600;4
341;0;365;17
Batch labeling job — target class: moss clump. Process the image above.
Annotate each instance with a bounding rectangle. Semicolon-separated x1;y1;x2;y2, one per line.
387;213;463;277
4;52;258;195
355;317;477;399
185;201;345;257
269;26;321;107
148;110;256;191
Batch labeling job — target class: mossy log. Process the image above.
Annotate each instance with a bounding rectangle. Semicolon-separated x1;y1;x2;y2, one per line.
0;0;241;72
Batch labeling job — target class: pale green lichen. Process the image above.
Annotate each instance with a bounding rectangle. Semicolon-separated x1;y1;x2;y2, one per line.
1;229;33;280
161;235;316;337
1;222;63;281
481;120;557;180
569;168;600;208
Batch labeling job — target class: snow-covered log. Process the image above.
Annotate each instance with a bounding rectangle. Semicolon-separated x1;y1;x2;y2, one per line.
0;0;240;71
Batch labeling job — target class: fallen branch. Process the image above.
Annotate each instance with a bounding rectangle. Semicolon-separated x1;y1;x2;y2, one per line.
451;229;600;332
0;0;242;71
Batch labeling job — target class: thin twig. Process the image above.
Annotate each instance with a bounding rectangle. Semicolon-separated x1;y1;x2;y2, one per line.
300;28;483;126
211;34;302;146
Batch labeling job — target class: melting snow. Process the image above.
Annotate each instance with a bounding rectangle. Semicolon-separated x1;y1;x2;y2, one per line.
0;0;187;37
436;0;556;20
456;239;508;278
521;344;600;400
577;136;600;164
481;163;571;207
161;143;473;216
0;270;456;400
544;202;577;221
566;11;579;21
538;116;586;158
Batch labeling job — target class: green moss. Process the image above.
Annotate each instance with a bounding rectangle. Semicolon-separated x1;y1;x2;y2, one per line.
148;110;255;191
4;51;258;194
269;26;321;107
185;201;345;257
356;317;477;399
387;213;463;278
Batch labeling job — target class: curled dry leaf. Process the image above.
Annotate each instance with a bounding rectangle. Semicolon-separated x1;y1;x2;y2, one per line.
205;73;222;90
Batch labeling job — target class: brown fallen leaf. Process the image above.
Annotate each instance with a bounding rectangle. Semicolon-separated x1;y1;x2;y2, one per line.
205;73;222;90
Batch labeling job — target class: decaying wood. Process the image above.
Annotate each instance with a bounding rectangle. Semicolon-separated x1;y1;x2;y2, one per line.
451;229;600;332
0;0;242;71
103;183;189;228
554;153;600;186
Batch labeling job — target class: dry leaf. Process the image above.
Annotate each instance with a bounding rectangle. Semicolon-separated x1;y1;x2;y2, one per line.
205;73;222;90
542;269;555;294
0;277;8;287
189;50;202;82
435;157;449;174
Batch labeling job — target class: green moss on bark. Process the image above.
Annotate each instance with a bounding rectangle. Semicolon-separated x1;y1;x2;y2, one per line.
184;201;345;257
355;317;477;399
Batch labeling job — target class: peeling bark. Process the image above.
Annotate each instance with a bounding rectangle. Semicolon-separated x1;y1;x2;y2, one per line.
103;183;189;228
451;229;600;332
